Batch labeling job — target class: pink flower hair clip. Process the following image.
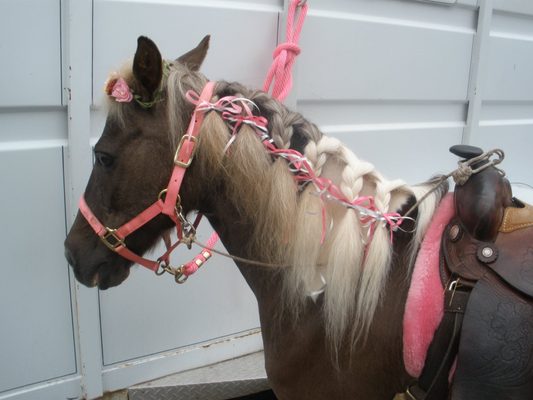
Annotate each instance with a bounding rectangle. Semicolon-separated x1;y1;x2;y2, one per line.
103;61;170;108
104;76;133;103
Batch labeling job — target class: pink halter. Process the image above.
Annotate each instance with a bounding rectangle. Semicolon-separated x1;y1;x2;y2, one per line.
79;81;217;282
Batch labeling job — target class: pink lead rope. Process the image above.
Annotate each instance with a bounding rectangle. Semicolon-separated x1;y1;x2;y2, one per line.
263;0;308;101
194;0;309;275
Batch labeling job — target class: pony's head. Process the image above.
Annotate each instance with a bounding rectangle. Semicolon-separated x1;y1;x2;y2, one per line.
64;36;211;289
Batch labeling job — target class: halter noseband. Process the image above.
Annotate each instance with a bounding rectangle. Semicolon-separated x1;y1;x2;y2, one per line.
79;81;217;282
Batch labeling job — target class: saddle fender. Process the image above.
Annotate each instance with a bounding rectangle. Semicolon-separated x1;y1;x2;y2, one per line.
451;272;533;399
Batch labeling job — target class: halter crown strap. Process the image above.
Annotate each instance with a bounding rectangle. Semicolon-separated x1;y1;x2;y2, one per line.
162;81;216;217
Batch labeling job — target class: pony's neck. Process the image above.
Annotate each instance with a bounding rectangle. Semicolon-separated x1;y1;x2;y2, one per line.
205;197;283;298
184;81;446;349
191;107;299;268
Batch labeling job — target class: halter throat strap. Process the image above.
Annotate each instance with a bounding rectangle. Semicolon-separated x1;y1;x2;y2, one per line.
79;81;216;273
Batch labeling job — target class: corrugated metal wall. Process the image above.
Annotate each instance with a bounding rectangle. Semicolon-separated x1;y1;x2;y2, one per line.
1;1;532;399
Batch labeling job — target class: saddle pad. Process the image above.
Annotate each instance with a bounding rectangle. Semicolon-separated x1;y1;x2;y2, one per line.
403;194;455;377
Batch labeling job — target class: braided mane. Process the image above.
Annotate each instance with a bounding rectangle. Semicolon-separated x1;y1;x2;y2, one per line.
113;61;446;348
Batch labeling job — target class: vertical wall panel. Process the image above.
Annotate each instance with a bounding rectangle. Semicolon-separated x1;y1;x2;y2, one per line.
295;0;477;183
0;0;74;398
484;38;533;101
0;146;76;393
298;14;474;101
0;0;62;107
475;7;533;187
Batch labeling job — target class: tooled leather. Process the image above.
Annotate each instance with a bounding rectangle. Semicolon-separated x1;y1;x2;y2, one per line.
451;273;533;400
443;219;533;299
443;221;486;282
499;202;533;233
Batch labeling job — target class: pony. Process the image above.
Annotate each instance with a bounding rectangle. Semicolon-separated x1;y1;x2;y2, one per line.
64;36;449;399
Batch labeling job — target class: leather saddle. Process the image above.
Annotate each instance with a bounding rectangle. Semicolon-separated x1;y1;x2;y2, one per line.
444;146;533;400
400;145;533;400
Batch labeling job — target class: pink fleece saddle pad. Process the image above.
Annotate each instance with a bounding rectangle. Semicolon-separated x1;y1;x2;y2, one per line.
403;194;455;377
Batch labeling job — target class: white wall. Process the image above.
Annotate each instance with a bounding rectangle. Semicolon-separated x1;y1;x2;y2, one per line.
0;0;77;398
1;1;532;399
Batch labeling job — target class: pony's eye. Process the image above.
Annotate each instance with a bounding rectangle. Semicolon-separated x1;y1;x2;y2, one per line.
94;151;114;168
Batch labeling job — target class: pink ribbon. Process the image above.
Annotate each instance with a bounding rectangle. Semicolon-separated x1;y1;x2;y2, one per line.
187;87;406;251
185;90;247;115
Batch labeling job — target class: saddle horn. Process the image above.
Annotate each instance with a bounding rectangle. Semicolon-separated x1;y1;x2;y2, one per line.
450;145;513;242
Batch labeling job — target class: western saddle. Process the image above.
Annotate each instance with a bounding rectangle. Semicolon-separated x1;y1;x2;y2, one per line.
398;145;533;400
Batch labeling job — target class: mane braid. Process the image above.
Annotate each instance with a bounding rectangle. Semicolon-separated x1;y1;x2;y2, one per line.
164;73;445;350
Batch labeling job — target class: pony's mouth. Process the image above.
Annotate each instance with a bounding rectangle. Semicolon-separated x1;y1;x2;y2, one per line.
91;272;100;288
68;259;130;290
93;262;131;290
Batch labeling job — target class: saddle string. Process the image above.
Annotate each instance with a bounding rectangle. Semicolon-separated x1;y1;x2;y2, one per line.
509;181;533;191
191;237;291;268
402;148;505;220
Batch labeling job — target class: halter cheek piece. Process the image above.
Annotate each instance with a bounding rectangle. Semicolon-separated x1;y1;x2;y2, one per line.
79;81;217;283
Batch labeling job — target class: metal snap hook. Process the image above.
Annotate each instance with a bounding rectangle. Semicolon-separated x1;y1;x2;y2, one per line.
155;259;171;276
174;266;189;284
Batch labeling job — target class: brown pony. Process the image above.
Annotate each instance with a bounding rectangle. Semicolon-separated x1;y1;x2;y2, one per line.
64;36;448;399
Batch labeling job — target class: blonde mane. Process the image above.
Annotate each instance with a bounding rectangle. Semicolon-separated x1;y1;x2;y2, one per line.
112;61;446;348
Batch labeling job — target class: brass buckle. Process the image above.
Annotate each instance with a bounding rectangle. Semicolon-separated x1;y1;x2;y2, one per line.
101;228;125;251
174;135;197;168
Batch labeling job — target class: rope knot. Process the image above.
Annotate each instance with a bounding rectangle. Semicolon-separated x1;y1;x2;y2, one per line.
262;0;308;101
452;163;473;186
273;42;301;58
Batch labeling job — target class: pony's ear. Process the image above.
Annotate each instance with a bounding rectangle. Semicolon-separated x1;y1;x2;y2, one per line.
176;35;210;71
133;36;163;98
